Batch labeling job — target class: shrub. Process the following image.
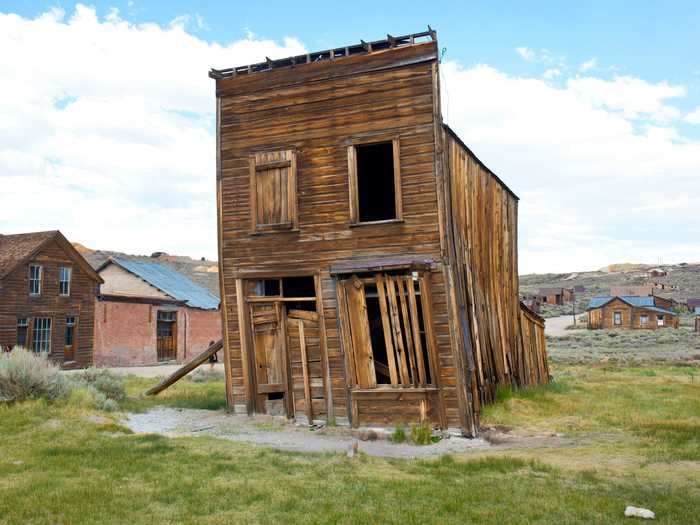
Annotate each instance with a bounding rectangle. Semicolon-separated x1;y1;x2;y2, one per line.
410;420;438;445
391;425;407;443
70;368;126;401
0;347;69;402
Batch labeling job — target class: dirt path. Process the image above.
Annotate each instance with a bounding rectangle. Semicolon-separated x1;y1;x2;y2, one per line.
64;363;225;378
545;315;577;336
122;407;572;459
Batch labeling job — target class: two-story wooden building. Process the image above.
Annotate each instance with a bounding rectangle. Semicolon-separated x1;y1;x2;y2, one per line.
0;230;103;367
209;30;548;435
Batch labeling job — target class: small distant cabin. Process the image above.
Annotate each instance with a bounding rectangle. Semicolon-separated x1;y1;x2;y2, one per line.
573;285;586;293
647;268;667;278
587;296;678;330
521;295;541;313
0;230;103;368
209;29;549;436
93;258;221;366
537;287;573;305
687;299;700;313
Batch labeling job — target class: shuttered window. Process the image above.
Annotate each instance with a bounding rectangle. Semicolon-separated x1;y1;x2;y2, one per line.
249;150;297;233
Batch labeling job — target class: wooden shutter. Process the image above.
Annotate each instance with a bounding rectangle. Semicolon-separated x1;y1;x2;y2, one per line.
338;276;376;389
249;150;297;233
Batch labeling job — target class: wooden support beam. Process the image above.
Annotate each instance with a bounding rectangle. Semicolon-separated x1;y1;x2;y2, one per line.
145;340;223;396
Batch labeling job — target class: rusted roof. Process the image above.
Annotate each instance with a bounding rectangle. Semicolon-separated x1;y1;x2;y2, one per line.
0;230;102;283
209;28;436;80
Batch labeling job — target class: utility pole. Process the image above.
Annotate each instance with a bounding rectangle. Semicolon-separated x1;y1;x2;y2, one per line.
572;290;576;326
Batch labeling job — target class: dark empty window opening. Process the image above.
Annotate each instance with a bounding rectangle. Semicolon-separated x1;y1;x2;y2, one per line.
282;276;316;298
364;286;390;384
356;142;396;222
251;279;281;297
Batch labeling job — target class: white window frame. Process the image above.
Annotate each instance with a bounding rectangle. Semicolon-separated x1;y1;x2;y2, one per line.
29;264;42;296
32;317;52;353
613;311;622;325
59;266;72;296
656;315;664;327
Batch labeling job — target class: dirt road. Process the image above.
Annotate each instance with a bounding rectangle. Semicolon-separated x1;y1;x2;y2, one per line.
545;315;576;337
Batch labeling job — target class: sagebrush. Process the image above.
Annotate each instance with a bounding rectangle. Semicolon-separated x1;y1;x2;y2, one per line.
0;347;68;402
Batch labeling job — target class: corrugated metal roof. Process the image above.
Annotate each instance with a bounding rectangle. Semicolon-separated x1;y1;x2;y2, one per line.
111;257;219;310
587;295;676;316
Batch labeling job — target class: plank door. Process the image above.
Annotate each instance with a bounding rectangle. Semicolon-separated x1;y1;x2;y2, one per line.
337;276;376;389
156;311;177;362
286;310;324;423
249;302;290;415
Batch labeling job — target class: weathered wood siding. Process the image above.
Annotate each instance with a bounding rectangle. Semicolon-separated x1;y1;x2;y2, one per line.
443;127;549;427
0;240;98;367
215;42;467;424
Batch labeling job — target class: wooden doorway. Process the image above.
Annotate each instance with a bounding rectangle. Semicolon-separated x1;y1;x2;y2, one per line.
286;309;323;424
249;302;290;415
156;310;177;362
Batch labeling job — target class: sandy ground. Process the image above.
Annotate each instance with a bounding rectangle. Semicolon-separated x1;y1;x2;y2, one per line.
122;407;572;459
545;315;577;336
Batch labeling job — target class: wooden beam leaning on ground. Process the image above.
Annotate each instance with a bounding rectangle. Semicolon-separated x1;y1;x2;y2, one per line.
144;339;224;396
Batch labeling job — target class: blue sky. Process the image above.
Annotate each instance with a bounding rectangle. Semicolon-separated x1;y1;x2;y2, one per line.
1;2;699;272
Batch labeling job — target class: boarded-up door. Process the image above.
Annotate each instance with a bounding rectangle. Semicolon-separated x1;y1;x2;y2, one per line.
249;303;289;415
337;276;376;389
286;310;325;423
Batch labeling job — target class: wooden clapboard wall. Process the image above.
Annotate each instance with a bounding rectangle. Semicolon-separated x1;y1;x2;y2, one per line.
442;126;549;424
214;42;464;423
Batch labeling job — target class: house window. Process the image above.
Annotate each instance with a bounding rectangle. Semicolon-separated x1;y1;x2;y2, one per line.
29;264;42;295
249;149;297;233
337;272;434;389
59;267;72;296
657;315;664;327
65;317;76;347
640;315;649;326
17;318;28;348
156;310;177;362
348;138;402;224
613;311;622;325
31;317;52;353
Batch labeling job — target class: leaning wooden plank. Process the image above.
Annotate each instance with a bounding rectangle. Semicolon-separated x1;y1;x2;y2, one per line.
396;276;418;385
406;276;427;385
375;274;399;385
298;319;314;422
145;340;223;396
386;276;410;384
344;276;376;388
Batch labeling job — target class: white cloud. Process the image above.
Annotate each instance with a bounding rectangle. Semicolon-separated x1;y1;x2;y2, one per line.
566;76;685;122
685;106;700;124
0;5;305;259
441;62;700;273
515;47;536;61
579;57;597;72
543;68;561;80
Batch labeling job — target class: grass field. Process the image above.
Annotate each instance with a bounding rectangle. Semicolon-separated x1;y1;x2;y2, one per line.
1;365;699;524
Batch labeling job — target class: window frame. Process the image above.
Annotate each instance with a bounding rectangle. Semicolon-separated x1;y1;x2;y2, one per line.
31;317;52;353
28;264;42;296
65;316;77;347
347;136;403;226
16;318;29;348
657;315;665;327
613;311;622;325
639;314;649;326
249;149;298;234
59;266;72;297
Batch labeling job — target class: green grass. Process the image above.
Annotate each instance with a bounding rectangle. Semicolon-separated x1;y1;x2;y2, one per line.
0;366;698;524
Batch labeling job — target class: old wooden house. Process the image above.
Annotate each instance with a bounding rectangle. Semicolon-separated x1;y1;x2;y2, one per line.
209;30;548;436
587;296;679;330
93;258;221;366
537;287;573;305
0;230;103;367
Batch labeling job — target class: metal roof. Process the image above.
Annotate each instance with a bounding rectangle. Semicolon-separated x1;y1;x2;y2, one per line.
587;295;677;316
109;257;219;310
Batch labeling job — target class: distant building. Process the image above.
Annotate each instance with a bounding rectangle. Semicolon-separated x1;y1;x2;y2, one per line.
610;285;655;297
687;299;700;313
647;268;667;278
93;257;221;366
573;285;586;293
521;295;541;313
537;287;574;305
0;230;103;368
587;296;678;330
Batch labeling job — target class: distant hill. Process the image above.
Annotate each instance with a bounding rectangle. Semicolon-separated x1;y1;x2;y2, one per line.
520;263;700;316
72;243;219;297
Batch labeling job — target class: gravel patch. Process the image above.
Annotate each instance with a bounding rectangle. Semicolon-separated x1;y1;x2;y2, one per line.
123;407;496;458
